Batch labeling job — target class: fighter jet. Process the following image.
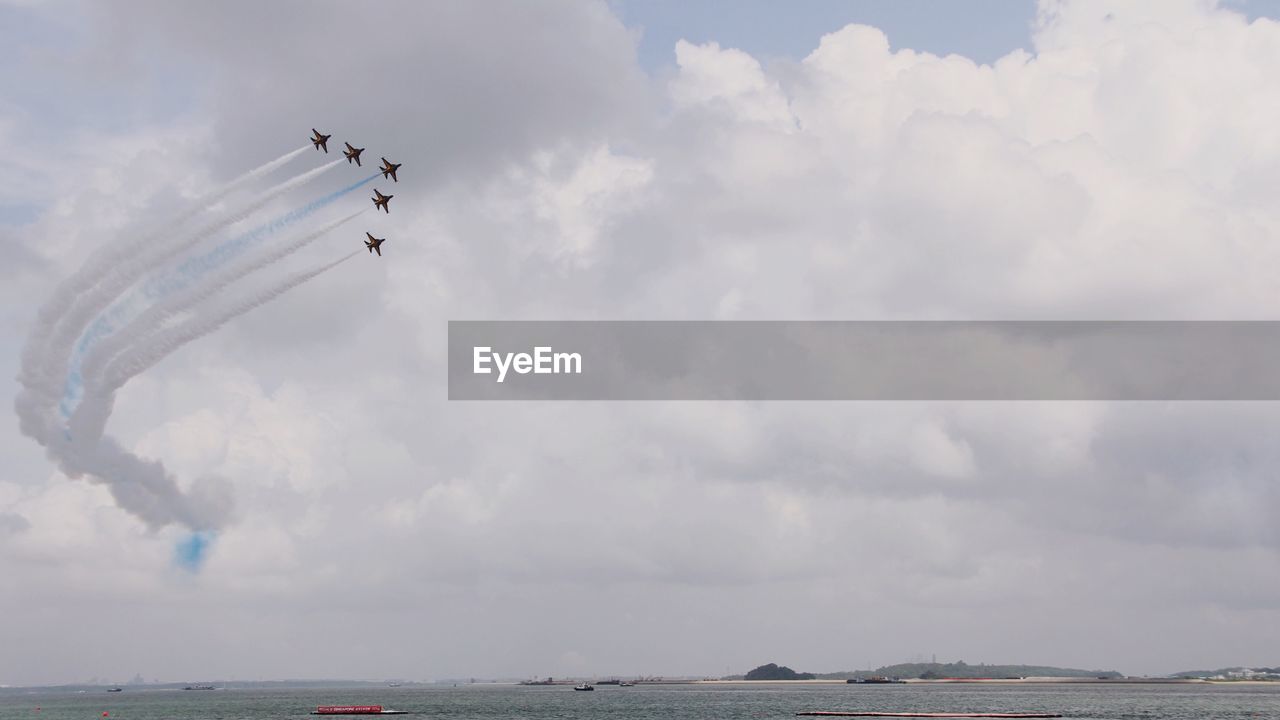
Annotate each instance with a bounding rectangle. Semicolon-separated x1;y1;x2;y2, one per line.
343;142;364;166
365;232;387;256
310;128;331;153
379;157;402;182
372;188;393;213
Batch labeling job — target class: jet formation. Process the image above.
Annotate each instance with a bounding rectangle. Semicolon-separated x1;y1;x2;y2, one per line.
312;127;404;257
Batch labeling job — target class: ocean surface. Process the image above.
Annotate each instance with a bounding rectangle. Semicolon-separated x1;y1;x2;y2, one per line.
2;683;1278;720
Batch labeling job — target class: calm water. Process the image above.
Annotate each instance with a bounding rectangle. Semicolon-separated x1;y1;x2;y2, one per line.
2;683;1278;720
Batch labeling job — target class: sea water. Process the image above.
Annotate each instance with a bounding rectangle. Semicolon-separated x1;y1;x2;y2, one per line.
2;682;1278;720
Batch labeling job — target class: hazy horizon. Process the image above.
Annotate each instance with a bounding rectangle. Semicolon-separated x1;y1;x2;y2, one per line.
0;645;1260;687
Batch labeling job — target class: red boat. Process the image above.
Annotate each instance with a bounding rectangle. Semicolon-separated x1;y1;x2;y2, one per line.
312;702;407;707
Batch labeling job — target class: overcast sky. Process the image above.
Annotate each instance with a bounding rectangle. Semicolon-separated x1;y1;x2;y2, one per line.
3;0;1280;686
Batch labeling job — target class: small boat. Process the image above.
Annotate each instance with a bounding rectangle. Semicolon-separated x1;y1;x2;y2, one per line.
619;681;635;687
106;688;122;693
573;684;594;691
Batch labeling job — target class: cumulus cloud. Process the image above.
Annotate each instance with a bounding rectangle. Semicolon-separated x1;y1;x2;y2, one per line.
2;0;1280;685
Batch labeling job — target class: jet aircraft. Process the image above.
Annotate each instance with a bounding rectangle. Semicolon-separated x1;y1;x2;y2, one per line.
311;128;331;153
372;188;393;213
380;157;402;182
344;142;364;166
365;232;387;256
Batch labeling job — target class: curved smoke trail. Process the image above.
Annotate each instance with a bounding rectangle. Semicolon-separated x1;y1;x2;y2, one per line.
16;147;307;429
20;146;307;375
62;250;363;519
69;211;365;443
60;174;376;417
15;147;372;536
17;158;343;444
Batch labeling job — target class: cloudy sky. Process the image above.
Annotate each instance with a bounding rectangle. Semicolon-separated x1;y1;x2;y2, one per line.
3;0;1280;686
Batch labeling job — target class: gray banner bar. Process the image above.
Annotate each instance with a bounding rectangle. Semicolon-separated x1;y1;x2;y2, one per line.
447;321;1280;400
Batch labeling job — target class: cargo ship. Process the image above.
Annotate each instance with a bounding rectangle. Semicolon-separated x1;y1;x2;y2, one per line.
312;706;407;715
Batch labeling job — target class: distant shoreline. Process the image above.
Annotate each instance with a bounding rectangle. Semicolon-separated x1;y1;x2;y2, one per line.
7;678;1277;692
696;678;1232;685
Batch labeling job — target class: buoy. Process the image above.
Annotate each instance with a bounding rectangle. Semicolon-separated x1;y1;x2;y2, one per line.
103;712;109;717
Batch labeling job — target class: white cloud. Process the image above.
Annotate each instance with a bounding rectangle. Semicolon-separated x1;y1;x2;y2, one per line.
671;40;797;131
522;145;654;264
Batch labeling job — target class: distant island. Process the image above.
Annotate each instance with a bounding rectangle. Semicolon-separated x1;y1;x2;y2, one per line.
726;661;1121;681
743;664;816;681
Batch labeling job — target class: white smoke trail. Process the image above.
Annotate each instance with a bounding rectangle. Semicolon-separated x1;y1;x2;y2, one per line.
17;146;307;404
56;435;234;532
14;146;367;533
68;211;364;442
38;248;360;531
21;145;308;367
101;250;362;392
16;157;342;444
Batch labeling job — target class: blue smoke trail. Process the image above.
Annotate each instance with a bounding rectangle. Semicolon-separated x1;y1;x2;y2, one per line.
146;172;378;298
59;173;379;419
175;531;215;571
